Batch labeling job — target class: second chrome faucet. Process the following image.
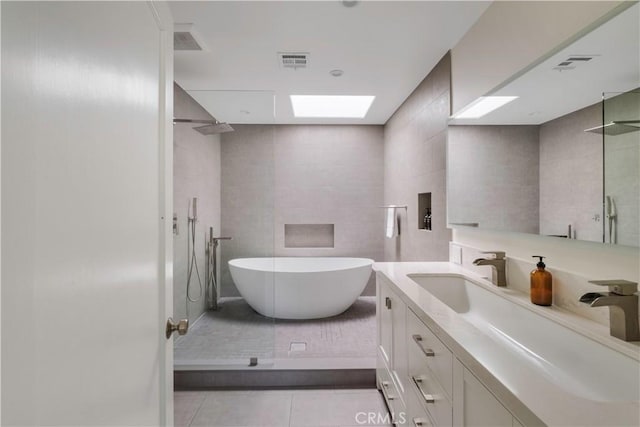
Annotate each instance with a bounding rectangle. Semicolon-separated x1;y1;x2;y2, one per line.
580;280;639;342
473;251;507;287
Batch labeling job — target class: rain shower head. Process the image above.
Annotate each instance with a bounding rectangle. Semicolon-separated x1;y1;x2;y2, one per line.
584;120;640;136
193;123;234;135
173;118;234;135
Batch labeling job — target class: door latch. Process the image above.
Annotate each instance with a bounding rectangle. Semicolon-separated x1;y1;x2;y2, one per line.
166;317;189;339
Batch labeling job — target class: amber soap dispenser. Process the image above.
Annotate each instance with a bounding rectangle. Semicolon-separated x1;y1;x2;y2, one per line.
531;256;552;306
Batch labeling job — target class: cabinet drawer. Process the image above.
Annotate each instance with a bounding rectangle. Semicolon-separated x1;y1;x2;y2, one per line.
404;375;436;427
409;370;452;427
378;350;407;426
407;308;453;399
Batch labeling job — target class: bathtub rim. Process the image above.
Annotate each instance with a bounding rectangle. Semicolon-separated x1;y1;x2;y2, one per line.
228;256;374;274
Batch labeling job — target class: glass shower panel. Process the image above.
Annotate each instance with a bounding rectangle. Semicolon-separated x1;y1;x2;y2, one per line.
603;90;640;247
173;90;276;369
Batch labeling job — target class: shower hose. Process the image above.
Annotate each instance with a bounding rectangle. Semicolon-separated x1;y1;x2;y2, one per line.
186;204;203;310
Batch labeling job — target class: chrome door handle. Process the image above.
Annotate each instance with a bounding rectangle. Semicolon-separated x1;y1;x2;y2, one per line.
412;334;435;357
166;317;189;339
385;297;392;309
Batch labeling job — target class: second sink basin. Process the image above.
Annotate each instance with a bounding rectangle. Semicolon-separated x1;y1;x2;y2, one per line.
408;274;640;403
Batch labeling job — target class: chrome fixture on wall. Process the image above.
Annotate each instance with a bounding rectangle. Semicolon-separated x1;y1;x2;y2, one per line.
173;118;234;135
584;120;640;135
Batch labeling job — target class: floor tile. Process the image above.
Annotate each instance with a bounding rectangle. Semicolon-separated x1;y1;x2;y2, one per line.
189;391;292;427
175;297;376;365
174;391;206;427
290;389;389;427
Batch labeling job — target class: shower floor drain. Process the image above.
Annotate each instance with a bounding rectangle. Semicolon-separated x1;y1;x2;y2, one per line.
289;342;307;352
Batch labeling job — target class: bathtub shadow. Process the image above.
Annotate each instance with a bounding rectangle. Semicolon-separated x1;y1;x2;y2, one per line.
208;296;376;325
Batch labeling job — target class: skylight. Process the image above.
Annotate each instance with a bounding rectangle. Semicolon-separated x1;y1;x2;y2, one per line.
452;96;519;119
290;95;375;118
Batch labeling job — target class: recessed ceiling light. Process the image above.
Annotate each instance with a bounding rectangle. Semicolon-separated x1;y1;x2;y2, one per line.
452;96;519;119
290;95;375;118
342;1;359;7
330;69;344;77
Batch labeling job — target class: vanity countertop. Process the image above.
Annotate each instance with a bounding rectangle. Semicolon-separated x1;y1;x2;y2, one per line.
373;261;640;427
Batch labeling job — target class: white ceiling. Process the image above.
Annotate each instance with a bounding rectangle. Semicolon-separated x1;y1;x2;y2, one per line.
450;2;640;126
170;1;491;125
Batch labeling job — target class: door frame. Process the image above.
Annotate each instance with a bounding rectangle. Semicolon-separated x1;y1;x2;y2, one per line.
148;1;175;425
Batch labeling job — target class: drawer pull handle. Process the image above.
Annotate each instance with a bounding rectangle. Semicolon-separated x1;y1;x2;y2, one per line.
412;375;436;403
413;418;430;427
412;334;435;357
381;381;395;402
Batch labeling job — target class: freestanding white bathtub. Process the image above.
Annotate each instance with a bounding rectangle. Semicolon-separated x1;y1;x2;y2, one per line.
228;257;374;320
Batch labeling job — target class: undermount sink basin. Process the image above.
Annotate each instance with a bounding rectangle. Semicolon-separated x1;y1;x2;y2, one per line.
408;274;640;403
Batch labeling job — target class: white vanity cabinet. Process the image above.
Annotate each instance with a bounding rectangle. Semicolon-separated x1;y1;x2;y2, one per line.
377;274;524;427
377;273;409;425
453;360;515;427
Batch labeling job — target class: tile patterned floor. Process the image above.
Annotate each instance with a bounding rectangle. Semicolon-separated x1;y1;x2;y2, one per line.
175;389;392;427
175;297;377;364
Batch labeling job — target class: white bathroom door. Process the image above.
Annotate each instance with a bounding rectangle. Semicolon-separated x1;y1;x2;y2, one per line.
1;2;174;425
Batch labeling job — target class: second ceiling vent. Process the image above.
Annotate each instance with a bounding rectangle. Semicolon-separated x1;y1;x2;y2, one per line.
278;52;309;70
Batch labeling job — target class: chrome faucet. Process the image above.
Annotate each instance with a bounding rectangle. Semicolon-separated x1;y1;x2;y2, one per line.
472;251;507;287
581;280;639;341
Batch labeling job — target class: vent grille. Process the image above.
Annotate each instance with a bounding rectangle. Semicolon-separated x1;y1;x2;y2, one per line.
278;52;309;69
553;55;596;71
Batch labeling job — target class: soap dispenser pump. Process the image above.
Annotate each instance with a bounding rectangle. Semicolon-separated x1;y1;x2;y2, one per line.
531;256;552;306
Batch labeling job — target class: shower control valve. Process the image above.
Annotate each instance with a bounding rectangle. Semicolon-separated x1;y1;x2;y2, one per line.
173;213;179;235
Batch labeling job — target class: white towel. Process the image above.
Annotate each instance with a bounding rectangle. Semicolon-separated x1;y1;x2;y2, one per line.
385;207;398;238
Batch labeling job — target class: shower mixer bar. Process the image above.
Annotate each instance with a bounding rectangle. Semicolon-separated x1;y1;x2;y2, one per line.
206;228;232;310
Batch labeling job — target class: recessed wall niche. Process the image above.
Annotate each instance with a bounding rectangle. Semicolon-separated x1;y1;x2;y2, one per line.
418;193;432;231
284;224;335;248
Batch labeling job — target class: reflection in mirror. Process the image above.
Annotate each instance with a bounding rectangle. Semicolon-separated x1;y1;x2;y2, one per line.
447;3;639;247
602;90;640;246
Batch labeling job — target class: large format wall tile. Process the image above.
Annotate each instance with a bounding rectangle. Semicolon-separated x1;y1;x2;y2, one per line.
173;84;222;324
383;52;452;261
221;125;384;297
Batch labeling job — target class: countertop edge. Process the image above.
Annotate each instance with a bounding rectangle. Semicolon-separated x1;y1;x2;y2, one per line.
373;261;640;427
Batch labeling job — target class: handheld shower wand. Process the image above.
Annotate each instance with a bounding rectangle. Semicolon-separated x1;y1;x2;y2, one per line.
190;197;198;222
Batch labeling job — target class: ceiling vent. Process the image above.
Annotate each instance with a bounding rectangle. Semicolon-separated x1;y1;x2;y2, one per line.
278;52;309;70
553;55;597;71
174;24;207;51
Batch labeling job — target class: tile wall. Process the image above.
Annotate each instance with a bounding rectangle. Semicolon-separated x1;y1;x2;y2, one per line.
220;125;384;297
173;83;222;324
383;52;452;261
448;125;540;234
539;102;603;242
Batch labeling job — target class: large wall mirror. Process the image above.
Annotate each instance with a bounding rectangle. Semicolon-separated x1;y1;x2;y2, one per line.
447;3;640;247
